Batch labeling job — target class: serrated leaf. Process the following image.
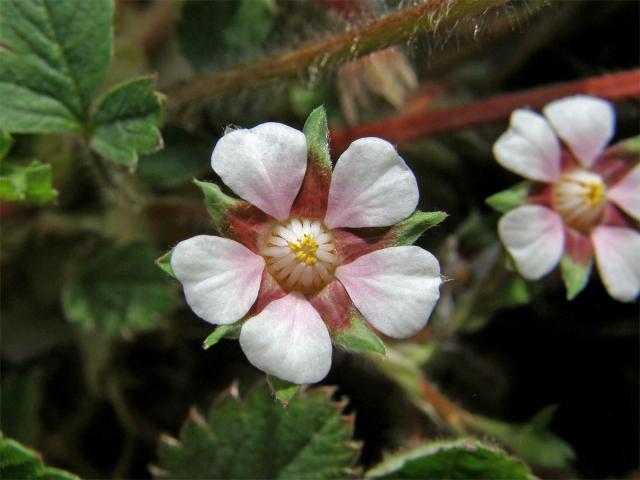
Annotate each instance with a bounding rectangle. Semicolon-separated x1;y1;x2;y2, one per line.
0;131;12;160
560;255;592;300
0;434;79;480
155;386;359;479
0;161;57;204
0;0;113;133
90;76;164;167
267;375;300;406
366;439;532;479
62;243;176;336
155;249;175;278
138;126;211;186
334;315;385;355
390;210;447;247
194;180;242;232
303;106;331;169
202;323;242;349
486;182;531;213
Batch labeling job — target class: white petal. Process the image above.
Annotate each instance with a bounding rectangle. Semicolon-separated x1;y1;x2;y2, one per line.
239;293;332;384
335;246;441;339
592;226;640;302
543;95;615;167
609;163;640;221
498;205;565;280
211;123;307;220
493;109;561;182
171;236;265;325
324;138;418;228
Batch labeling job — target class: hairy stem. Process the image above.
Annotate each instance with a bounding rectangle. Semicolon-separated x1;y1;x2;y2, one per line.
164;0;511;114
330;69;640;153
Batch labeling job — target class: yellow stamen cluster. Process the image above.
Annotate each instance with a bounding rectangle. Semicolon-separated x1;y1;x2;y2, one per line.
581;180;605;207
552;169;607;232
290;235;319;265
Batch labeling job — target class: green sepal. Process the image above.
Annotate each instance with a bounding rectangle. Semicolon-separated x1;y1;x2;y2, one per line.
155;249;176;278
194;179;242;232
560;255;592;300
365;438;532;480
303;105;331;169
267;375;300;406
0;434;80;480
203;323;242;349
486;182;530;213
334;315;386;355
390;210;447;247
0;131;12;161
0;160;58;204
612;134;640;154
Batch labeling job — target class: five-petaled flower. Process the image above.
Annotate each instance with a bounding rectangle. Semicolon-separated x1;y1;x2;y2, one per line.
493;95;639;302
170;112;442;384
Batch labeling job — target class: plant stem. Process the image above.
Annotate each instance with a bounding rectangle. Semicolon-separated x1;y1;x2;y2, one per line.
164;0;511;114
330;69;640;154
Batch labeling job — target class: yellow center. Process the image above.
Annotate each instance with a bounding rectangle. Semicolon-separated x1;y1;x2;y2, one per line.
552;169;607;232
290;234;319;265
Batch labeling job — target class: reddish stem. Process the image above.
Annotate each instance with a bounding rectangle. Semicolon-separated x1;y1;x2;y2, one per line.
330;69;640;154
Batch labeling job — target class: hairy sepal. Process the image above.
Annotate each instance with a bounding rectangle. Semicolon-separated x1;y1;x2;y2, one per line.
267;375;300;406
334;314;385;356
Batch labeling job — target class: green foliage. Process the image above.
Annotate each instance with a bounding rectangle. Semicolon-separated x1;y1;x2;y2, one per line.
0;435;79;480
202;323;242;349
155;386;359;479
472;406;575;469
267;375;300;406
90;77;165;167
303;106;331;169
0;161;57;204
195;180;242;232
0;370;43;445
366;439;532;479
0;0;113;133
334;315;386;355
0;131;13;160
63;243;176;336
390;210;448;246
138;127;211;186
560;255;593;300
486;182;531;213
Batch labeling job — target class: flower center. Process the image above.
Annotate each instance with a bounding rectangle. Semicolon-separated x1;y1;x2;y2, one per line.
262;217;338;293
552;169;607;232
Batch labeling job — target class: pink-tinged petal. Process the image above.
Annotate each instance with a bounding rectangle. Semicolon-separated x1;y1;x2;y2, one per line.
308;279;354;334
608;163;640;221
335;246;441;339
239;293;332;384
543;95;615;168
324;138;418;228
498;205;565;280
591;226;640;302
493;109;561;182
211;123;307;221
171;236;265;325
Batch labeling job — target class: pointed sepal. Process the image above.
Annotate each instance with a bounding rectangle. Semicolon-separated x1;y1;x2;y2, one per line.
334;314;386;355
194;179;242;232
303;105;331;169
389;210;447;247
486;182;531;213
267;375;300;406
560;255;592;300
155;249;175;278
203;323;242;349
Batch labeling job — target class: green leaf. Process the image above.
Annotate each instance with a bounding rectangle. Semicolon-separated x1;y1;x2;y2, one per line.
389;210;447;246
0;0;113;133
560;255;592;300
0;434;79;480
303;106;331;169
202;323;242;349
223;0;277;55
62;243;176;336
155;250;175;278
267;375;300;406
0;131;13;160
194;180;242;232
154;386;359;479
0;161;58;204
138;126;211;186
486;182;531;213
0;369;43;445
334;315;385;355
90;76;165;167
471;406;575;469
366;439;532;479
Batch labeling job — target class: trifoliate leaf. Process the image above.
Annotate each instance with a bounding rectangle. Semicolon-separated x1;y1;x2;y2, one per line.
0;434;79;480
390;210;447;247
155;249;176;278
154;386;359;479
560;255;593;300
194;180;243;232
366;439;532;479
486;182;531;213
202;323;242;349
303;106;331;169
90;76;165;167
0;0;113;133
334;314;385;355
267;375;300;406
0;131;12;160
63;243;176;336
0;161;57;204
138;126;211;186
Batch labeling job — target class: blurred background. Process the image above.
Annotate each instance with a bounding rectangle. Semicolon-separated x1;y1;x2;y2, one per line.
1;0;638;478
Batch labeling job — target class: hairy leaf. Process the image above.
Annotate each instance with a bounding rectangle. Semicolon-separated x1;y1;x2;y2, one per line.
0;161;57;204
155;386;359;479
0;435;79;480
